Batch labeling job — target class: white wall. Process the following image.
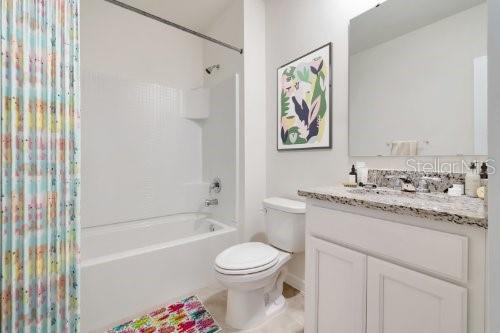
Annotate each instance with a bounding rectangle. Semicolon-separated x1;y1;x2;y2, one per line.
243;0;268;242
488;0;500;331
81;0;204;88
266;0;381;288
81;0;205;227
350;4;487;156
265;0;486;199
203;0;244;87
266;0;379;201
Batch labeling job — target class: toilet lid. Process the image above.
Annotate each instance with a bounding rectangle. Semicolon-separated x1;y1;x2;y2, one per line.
215;242;280;271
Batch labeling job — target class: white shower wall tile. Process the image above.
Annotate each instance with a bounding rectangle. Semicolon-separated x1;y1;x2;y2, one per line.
82;72;205;227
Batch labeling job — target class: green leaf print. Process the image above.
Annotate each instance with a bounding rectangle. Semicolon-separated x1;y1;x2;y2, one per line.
312;71;327;119
297;67;310;82
281;90;290;117
283;66;296;80
285;127;307;145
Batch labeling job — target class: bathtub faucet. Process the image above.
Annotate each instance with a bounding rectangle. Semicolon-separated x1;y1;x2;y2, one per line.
205;198;219;207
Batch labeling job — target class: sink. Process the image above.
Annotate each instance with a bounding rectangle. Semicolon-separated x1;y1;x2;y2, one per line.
346;187;455;204
347;187;411;196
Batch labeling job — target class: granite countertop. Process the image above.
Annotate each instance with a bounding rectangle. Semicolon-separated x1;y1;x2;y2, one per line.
298;186;487;228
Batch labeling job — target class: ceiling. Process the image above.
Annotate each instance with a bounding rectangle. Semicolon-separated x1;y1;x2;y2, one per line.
117;0;235;31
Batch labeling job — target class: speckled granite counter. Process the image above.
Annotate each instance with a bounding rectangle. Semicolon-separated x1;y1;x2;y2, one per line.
298;186;487;228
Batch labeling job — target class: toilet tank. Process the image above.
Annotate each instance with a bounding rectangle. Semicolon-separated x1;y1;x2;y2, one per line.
262;197;306;253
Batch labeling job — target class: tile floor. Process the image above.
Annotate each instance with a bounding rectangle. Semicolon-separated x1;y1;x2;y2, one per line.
100;283;304;333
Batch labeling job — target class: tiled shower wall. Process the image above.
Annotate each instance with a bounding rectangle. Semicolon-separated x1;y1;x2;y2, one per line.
82;72;206;227
81;0;207;228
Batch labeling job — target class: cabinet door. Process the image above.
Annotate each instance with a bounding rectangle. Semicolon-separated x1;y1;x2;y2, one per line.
306;236;366;333
367;257;467;333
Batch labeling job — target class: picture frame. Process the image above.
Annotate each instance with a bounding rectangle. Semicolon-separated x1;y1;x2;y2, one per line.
277;43;332;151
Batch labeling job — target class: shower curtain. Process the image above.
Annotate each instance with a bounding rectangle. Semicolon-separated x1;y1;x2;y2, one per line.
0;0;81;332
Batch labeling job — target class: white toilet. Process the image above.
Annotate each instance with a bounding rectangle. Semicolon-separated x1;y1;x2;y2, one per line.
214;197;306;330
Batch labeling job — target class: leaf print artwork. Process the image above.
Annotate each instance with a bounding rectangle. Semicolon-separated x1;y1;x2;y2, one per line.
277;43;332;150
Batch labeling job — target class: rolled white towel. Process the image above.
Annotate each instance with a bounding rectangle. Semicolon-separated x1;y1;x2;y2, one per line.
390;140;418;156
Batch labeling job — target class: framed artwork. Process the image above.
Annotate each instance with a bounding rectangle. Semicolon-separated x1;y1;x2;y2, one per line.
277;43;332;151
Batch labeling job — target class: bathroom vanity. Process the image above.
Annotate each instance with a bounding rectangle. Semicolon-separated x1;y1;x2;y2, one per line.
299;186;487;333
302;0;490;330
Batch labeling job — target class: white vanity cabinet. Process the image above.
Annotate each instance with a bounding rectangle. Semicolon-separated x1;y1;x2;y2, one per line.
305;201;486;333
366;257;467;333
307;237;367;333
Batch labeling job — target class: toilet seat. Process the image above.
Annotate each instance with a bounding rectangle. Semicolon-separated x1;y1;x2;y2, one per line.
215;257;279;275
215;242;280;275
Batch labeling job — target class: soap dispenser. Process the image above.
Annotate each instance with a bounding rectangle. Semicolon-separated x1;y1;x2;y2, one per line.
349;164;358;184
465;162;480;198
480;162;488;179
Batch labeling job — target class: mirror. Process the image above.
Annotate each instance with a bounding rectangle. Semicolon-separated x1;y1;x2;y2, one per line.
349;0;487;156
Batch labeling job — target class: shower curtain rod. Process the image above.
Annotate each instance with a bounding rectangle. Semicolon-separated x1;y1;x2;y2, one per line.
103;0;244;54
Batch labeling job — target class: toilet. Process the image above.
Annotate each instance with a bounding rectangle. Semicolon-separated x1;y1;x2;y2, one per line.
214;197;306;330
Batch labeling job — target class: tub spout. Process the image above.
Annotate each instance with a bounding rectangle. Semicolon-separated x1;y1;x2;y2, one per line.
205;198;219;207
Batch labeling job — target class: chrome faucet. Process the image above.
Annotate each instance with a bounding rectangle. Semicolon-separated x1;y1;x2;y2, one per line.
205;198;219;207
416;176;441;193
385;175;408;190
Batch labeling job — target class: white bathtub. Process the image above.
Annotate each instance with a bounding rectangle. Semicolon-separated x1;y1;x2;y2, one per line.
80;213;237;332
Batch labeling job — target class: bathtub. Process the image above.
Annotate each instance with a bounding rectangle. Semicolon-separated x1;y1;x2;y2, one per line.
80;213;237;332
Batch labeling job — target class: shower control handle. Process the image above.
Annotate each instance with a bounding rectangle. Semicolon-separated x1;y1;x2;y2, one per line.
209;177;222;194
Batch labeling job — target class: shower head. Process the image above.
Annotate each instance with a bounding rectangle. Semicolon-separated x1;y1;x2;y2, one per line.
205;64;220;75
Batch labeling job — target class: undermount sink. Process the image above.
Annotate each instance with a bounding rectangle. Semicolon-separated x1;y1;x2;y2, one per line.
347;187;415;196
346;187;456;204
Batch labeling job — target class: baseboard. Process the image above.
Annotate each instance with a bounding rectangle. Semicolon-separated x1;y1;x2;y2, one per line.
285;272;305;293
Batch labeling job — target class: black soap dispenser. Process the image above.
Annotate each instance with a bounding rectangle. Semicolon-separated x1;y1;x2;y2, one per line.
349;164;358;184
480;162;488;179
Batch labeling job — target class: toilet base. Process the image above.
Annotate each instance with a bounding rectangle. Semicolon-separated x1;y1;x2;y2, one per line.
265;294;287;318
224;267;288;330
225;290;287;330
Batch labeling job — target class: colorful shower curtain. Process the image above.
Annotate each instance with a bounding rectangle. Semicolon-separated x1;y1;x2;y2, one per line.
0;0;80;332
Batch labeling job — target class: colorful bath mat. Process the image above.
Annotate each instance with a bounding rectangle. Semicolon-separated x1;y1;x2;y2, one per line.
106;295;221;333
